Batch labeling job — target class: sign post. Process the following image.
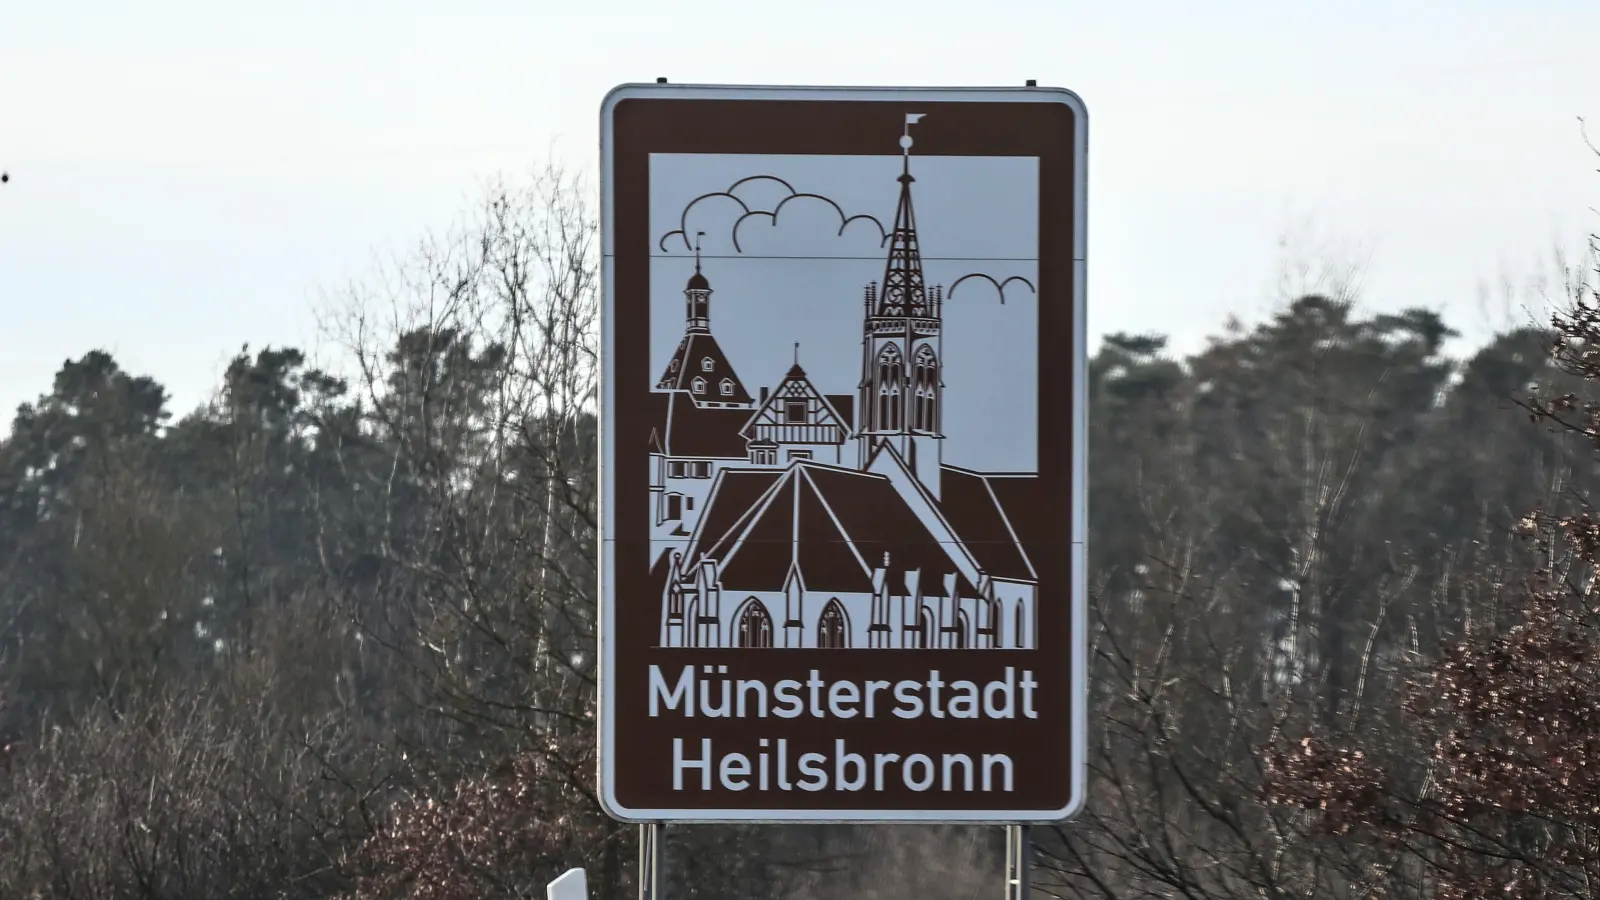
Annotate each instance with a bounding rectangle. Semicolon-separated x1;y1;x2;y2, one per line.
598;80;1087;890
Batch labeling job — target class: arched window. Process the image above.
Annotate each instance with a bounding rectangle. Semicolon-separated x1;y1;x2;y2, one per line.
1014;602;1025;649
720;378;734;396
954;609;970;649
913;345;938;432
667;566;684;617
876;344;904;431
818;599;848;649
691;377;707;394
701;357;715;372
736;600;774;648
915;606;934;649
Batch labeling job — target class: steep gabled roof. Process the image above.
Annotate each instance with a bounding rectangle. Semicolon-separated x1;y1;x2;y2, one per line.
686;461;978;597
982;472;1046;554
738;362;850;441
939;466;1037;582
657;391;751;459
657;333;753;405
689;468;785;554
825;394;855;430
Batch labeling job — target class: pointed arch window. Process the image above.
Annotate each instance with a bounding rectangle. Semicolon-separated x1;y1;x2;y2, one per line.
983;596;1002;648
876;344;904;431
736;599;774;648
818;599;848;649
912;344;938;432
691;377;707;394
720;378;735;396
915;606;934;649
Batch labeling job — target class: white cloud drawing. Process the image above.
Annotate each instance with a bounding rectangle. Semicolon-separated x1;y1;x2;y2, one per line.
658;175;888;260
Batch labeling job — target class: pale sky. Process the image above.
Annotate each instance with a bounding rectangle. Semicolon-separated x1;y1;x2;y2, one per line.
2;0;1597;427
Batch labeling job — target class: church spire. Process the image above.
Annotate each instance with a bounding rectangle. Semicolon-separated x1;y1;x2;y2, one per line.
875;115;933;319
857;113;945;492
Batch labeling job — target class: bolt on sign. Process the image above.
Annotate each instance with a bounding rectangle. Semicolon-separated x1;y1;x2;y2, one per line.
598;83;1087;822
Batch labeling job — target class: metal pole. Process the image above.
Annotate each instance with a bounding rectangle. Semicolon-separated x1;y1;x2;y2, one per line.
1004;824;1030;900
638;823;665;900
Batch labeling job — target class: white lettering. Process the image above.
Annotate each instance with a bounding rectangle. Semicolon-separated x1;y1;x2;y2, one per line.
720;752;751;791
983;668;1015;718
700;666;730;717
942;753;974;791
982;754;1015;792
806;670;826;717
949;680;979;718
873;752;901;791
673;738;711;790
736;679;768;717
835;740;867;790
650;667;1041;723
798;752;828;790
892;680;923;718
773;680;804;718
828;680;860;718
903;754;935;791
650;665;694;717
865;680;891;716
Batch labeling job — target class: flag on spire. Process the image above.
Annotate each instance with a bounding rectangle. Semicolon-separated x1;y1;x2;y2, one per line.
901;113;925;154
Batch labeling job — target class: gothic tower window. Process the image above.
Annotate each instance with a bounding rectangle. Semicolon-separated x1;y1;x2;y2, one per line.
736;599;774;648
912;344;938;432
876;344;904;431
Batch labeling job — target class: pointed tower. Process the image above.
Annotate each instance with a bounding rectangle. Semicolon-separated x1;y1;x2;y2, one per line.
657;234;753;407
684;234;712;332
857;115;945;497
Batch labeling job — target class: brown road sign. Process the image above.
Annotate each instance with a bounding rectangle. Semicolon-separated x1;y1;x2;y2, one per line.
598;83;1087;823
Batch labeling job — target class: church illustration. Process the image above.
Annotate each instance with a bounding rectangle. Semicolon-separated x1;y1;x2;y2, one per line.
647;124;1040;651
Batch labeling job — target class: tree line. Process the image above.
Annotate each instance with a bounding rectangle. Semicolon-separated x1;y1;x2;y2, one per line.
2;163;1599;899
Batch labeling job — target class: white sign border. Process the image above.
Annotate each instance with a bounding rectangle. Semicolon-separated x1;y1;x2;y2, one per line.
597;82;1088;824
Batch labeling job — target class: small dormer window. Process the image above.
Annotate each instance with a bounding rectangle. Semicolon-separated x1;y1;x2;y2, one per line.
692;377;707;394
720;378;734;396
701;357;715;372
